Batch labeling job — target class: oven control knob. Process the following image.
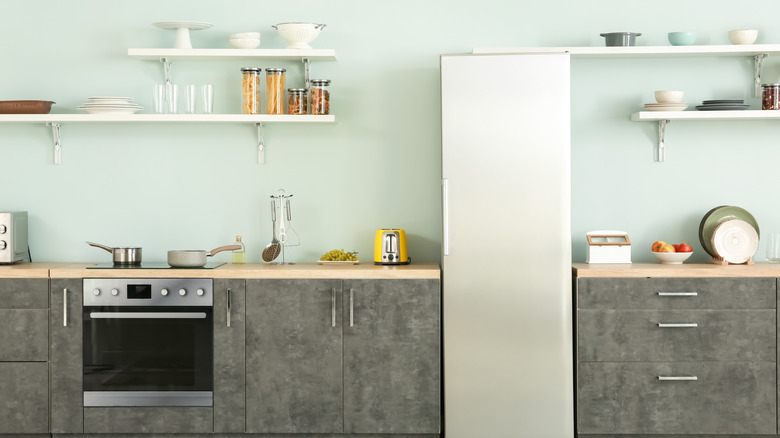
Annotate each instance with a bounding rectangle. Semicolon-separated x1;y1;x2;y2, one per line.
111;288;119;296
179;288;187;296
161;288;169;296
0;241;6;250
196;288;205;296
92;288;100;296
0;225;6;234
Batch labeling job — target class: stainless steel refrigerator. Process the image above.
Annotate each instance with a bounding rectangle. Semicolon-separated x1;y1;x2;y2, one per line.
441;52;573;437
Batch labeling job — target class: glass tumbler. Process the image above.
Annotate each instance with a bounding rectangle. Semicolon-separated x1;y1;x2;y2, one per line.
767;232;780;262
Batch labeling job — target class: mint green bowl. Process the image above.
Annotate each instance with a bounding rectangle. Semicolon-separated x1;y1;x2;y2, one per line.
668;31;696;46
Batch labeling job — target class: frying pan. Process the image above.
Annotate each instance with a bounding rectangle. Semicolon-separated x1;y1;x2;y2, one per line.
87;241;142;265
168;245;241;268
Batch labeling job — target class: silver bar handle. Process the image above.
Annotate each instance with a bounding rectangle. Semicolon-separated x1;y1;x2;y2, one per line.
226;288;232;327
89;312;207;319
349;288;354;327
658;323;698;328
63;288;68;327
658;376;698;381
331;288;336;327
658;292;698;297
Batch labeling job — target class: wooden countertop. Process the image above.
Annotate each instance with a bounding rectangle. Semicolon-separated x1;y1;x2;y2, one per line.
1;262;440;279
573;262;780;278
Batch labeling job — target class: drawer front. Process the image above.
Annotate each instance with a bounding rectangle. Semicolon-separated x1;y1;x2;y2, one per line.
0;278;48;309
0;309;48;361
0;362;48;433
84;407;213;433
577;362;776;435
578;277;775;309
578;309;775;362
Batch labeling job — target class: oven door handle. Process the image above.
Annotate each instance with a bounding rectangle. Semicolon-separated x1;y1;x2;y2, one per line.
89;312;208;319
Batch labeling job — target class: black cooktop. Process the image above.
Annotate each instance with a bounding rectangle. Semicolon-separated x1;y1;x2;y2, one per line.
86;262;226;269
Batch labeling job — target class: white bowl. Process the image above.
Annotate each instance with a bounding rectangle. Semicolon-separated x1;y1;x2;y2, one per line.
272;22;325;49
231;32;260;39
728;29;758;45
655;90;684;104
230;38;260;49
652;250;693;264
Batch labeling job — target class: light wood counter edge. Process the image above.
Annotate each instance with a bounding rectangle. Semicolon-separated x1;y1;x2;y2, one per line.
0;262;74;278
41;262;441;279
573;262;780;278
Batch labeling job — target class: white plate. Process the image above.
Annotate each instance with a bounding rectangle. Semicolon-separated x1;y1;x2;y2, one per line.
79;103;142;108
711;219;759;264
86;97;135;105
644;103;688;107
644;106;689;111
317;260;359;265
78;107;143;114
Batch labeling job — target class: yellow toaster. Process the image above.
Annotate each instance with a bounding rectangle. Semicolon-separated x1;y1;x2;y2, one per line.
374;229;410;265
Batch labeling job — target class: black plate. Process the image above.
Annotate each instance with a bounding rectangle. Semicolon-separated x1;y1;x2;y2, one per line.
701;99;745;105
695;104;750;111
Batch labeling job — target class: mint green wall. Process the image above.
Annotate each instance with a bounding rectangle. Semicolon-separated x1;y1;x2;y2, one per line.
2;0;777;264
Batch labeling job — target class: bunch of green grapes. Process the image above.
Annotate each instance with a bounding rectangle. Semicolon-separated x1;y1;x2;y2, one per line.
320;249;359;261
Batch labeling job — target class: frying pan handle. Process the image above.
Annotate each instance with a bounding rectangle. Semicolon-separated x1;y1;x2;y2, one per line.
86;241;114;253
207;245;243;257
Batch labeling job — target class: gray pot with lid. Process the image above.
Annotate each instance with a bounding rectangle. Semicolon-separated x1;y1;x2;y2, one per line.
600;32;642;47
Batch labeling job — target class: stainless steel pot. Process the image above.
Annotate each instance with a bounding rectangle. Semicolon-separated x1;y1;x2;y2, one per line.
87;241;142;265
167;245;241;268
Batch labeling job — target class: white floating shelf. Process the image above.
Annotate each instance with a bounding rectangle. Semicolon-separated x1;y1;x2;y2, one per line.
0;114;335;123
128;48;336;61
472;44;780;58
632;110;778;121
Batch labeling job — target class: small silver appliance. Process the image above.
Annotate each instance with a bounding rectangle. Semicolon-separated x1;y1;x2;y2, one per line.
0;211;29;264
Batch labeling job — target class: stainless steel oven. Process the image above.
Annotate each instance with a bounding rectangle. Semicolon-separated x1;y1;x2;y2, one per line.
82;278;213;407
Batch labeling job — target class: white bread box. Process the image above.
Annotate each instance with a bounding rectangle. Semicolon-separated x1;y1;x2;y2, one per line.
586;230;631;263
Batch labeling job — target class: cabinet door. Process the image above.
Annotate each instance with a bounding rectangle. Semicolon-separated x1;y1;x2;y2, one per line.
0;278;48;361
0;362;48;433
50;278;83;433
213;279;246;433
245;279;343;433
343;279;441;434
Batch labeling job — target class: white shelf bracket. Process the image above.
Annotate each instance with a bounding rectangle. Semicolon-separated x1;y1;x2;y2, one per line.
47;122;62;165
754;53;767;98
302;57;311;92
160;57;173;84
657;119;669;162
256;122;265;164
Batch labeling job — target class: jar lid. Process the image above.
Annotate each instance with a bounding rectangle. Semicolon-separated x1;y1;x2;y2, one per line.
311;79;331;86
763;83;780;87
241;67;261;72
266;68;287;73
288;88;307;93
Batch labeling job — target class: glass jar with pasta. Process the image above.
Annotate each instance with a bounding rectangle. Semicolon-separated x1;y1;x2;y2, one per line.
310;79;331;115
287;88;307;115
265;68;286;115
240;67;261;114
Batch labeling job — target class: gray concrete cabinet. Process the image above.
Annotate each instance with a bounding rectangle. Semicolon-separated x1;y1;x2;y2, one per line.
49;278;83;434
0;278;49;434
576;277;777;435
245;278;441;435
213;278;246;433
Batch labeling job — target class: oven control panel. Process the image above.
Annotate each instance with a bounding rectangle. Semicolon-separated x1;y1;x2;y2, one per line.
83;278;213;306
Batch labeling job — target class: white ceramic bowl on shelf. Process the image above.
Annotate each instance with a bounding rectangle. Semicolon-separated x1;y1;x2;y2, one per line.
655;90;684;103
652;250;693;264
272;22;325;49
230;38;260;49
728;29;758;45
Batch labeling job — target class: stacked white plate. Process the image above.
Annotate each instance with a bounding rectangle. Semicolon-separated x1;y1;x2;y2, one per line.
78;97;143;114
643;102;689;111
711;219;759;264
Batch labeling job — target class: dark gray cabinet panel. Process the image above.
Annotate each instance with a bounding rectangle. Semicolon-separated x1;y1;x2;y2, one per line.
0;362;48;433
84;407;213;433
343;279;441;434
213;279;246;433
49;278;83;434
578;277;775;309
0;278;48;308
578;309;776;362
245;279;343;433
578;362;777;434
0;309;48;361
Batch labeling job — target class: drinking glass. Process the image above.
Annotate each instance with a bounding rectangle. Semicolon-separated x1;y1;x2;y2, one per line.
184;84;197;114
202;84;213;114
165;83;178;114
153;85;165;114
767;232;780;262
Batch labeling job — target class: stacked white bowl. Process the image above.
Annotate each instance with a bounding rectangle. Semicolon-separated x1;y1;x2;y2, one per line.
728;29;758;45
644;90;688;111
230;32;261;49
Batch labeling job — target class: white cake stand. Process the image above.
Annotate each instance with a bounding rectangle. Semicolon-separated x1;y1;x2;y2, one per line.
153;21;213;49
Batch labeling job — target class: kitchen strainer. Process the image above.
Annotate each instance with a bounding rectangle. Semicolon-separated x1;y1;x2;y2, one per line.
272;23;326;49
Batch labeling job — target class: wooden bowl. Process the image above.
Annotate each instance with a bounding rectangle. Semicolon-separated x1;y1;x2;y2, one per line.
0;100;55;114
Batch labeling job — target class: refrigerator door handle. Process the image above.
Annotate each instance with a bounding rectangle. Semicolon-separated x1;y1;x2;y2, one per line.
443;178;450;256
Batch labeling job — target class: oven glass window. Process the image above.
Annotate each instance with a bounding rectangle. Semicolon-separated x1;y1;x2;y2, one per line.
83;306;213;392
